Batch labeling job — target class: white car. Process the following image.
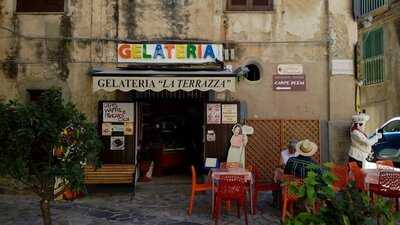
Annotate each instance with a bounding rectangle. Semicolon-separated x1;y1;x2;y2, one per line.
368;117;400;164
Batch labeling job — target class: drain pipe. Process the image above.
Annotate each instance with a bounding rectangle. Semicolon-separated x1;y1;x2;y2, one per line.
325;0;332;162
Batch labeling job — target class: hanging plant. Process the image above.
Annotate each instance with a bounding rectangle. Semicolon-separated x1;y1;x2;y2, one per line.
235;66;249;82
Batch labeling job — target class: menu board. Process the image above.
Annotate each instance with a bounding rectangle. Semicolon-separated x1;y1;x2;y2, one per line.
221;104;238;124
206;103;221;124
103;103;134;122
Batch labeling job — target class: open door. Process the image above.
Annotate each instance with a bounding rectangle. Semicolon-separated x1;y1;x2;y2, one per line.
203;102;240;163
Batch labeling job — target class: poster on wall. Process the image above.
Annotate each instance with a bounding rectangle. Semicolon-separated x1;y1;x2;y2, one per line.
207;103;221;124
102;123;112;136
221;104;238;124
206;130;216;142
103;102;134;122
110;136;125;150
124;122;134;135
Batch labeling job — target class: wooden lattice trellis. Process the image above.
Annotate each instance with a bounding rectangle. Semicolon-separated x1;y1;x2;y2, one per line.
245;119;320;181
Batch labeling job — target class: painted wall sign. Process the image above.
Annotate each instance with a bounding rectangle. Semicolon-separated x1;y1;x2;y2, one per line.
273;75;306;91
332;59;354;75
93;76;236;92
277;64;303;75
102;102;134;122
117;43;223;64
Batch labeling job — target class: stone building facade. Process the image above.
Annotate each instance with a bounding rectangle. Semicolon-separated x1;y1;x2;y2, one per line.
0;0;357;163
355;0;400;133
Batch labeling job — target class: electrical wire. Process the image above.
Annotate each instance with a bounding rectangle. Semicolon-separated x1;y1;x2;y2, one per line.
0;25;328;45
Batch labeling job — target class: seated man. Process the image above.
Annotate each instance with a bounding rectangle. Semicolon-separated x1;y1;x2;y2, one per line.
281;139;298;166
274;139;298;182
284;139;320;179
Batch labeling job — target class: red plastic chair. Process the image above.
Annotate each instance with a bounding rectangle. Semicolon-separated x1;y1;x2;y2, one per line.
331;164;349;192
187;165;212;216
251;166;280;214
281;175;303;222
370;171;400;211
214;175;248;225
349;162;366;191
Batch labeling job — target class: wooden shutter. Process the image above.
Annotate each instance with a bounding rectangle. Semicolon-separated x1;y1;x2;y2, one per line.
16;0;64;12
362;28;384;85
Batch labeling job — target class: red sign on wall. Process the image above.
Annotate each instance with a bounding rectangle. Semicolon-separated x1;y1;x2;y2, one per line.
273;75;306;91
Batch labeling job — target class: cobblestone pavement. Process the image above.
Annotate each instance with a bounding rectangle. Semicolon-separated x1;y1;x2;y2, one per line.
0;177;281;225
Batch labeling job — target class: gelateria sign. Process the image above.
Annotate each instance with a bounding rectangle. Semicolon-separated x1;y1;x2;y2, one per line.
93;76;235;92
117;43;223;64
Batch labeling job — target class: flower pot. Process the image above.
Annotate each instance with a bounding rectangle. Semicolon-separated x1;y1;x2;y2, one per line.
63;188;75;201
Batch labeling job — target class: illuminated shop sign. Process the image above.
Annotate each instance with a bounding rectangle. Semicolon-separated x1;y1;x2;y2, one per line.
117;43;223;64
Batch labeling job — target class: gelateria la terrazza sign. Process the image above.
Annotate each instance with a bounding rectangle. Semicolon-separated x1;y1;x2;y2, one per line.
117;43;223;63
92;43;235;92
93;76;235;92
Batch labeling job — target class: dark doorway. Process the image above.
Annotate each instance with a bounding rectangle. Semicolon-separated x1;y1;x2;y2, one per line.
139;100;204;176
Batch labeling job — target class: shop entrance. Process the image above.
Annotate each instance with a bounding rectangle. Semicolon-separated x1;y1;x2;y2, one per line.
135;90;207;177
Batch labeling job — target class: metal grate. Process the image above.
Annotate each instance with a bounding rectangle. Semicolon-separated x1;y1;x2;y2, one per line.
354;0;390;18
360;0;387;16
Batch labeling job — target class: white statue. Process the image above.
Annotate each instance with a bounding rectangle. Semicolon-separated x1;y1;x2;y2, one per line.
348;113;372;168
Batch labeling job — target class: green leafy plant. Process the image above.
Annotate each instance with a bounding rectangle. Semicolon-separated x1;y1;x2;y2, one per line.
0;89;103;225
284;163;400;225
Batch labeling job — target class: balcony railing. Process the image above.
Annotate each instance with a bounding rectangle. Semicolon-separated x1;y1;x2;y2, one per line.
354;0;390;19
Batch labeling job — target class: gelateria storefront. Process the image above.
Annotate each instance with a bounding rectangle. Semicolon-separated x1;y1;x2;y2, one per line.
88;43;241;187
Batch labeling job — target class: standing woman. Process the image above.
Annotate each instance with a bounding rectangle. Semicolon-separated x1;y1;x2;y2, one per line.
348;113;372;168
227;124;248;168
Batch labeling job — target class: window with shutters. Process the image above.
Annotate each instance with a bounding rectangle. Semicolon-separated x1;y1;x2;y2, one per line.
362;28;384;85
16;0;64;13
227;0;273;11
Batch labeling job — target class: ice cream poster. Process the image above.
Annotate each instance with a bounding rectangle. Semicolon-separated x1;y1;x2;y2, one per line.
207;103;221;124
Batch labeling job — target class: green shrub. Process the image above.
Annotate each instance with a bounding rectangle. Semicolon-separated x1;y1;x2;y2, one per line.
284;163;400;225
